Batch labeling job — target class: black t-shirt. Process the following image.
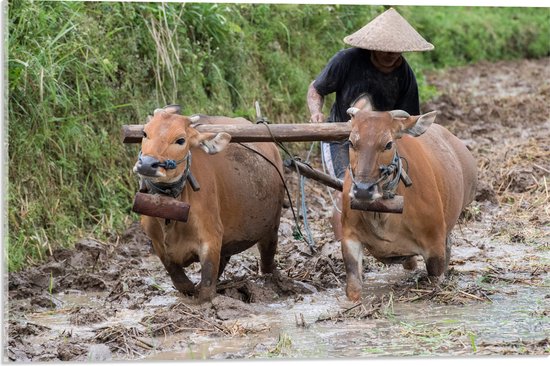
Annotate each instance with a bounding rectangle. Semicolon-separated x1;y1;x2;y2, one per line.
313;48;420;122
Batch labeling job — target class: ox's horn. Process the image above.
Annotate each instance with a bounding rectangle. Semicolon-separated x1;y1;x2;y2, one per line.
163;105;181;115
189;115;200;123
347;107;360;117
153;105;182;115
389;110;410;119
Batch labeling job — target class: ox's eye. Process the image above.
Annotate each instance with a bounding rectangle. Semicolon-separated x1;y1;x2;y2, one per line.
348;139;356;149
385;141;393;150
142;131;148;139
175;138;186;145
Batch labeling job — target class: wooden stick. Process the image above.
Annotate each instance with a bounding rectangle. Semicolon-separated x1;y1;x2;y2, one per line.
284;159;343;191
132;192;190;222
122;122;352;144
285;159;405;213
350;196;404;214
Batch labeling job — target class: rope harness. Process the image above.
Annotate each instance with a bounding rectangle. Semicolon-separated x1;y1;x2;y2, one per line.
348;150;405;199
241;120;316;254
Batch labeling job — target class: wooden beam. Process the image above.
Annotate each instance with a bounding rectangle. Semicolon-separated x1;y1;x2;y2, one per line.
122;122;352;144
285;159;405;213
350;196;404;214
132;192;190;222
284;159;343;191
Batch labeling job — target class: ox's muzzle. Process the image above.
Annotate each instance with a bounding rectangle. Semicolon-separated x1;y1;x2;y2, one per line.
351;180;382;201
133;154;163;177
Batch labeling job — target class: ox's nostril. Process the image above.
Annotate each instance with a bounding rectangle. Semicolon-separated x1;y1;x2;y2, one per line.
353;181;379;200
136;155;162;176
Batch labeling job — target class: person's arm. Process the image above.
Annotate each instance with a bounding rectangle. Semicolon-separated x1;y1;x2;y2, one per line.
307;81;325;123
307;49;348;123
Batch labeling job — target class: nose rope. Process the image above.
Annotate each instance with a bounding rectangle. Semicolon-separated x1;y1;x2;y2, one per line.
349;150;404;199
138;151;192;198
381;152;403;198
137;150;188;170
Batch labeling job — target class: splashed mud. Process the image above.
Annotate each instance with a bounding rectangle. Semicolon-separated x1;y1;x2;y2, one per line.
6;57;550;361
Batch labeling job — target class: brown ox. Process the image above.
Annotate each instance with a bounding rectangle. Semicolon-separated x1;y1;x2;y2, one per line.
341;104;477;302
133;106;284;302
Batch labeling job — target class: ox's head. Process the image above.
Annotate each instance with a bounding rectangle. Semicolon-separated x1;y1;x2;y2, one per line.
346;106;437;201
133;105;231;183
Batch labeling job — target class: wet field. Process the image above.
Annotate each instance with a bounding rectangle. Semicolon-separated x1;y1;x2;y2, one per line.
6;57;549;361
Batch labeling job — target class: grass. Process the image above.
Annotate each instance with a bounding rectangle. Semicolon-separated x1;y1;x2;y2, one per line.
268;333;293;357
398;321;478;355
7;2;550;271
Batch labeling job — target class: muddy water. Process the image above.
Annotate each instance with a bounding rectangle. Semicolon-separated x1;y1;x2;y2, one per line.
11;233;549;360
7;57;550;361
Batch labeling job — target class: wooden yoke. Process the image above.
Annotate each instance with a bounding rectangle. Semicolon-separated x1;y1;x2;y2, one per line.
122;122;352;144
124;121;403;214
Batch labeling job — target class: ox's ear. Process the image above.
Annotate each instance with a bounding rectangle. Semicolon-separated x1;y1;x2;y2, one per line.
397;111;437;138
197;132;232;154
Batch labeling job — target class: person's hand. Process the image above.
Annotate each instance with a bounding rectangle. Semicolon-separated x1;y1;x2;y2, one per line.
310;112;325;123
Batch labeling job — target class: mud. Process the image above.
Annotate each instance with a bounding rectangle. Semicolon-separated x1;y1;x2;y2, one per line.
5;57;550;361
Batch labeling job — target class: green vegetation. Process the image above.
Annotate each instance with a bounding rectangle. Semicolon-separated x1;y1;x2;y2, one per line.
7;1;550;271
268;333;293;357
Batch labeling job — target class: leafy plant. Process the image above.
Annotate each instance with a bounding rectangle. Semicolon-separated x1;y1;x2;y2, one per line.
7;2;549;271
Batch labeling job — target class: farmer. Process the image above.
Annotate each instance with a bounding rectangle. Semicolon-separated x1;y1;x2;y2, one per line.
307;7;434;240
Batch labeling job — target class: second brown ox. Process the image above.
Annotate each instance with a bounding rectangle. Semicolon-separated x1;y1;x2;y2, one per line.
341;103;477;302
133;106;284;302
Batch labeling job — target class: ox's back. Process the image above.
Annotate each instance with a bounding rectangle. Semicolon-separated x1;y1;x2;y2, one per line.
189;115;284;249
398;123;477;232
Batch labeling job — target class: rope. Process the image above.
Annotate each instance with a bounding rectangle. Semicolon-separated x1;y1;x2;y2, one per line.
320;142;342;214
236;141;314;253
253;121;317;253
347;150;403;199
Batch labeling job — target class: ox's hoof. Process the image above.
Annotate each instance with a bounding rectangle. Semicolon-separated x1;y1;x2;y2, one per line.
402;256;418;271
345;280;362;303
172;280;196;296
428;274;445;286
264;267;281;280
197;285;217;303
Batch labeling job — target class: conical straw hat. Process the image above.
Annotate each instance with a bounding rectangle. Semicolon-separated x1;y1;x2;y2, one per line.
343;8;434;52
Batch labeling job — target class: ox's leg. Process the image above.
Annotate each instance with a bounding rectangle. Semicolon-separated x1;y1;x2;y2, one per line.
152;245;195;295
257;229;278;274
218;256;231;279
424;236;448;282
341;238;364;302
402;256;418;271
164;261;195;295
426;256;445;282
197;242;221;302
142;218;195;295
